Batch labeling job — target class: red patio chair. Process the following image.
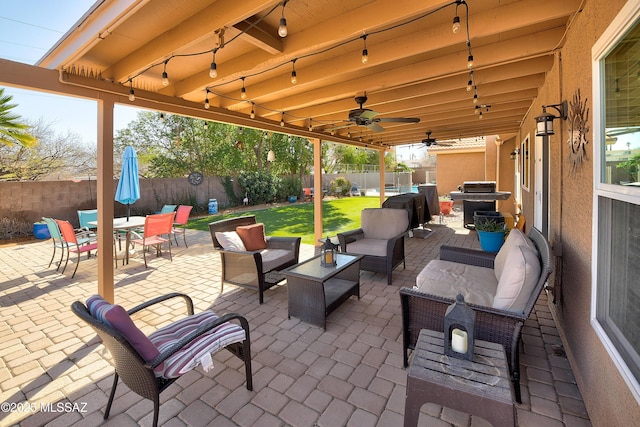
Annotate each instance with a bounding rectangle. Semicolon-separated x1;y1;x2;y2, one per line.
131;213;175;268
172;205;193;247
56;219;99;278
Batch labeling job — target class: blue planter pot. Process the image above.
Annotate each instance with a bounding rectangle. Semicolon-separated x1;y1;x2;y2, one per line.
477;230;505;252
288;196;297;203
33;222;50;239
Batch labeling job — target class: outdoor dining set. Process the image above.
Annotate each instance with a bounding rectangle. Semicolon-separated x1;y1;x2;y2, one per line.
43;204;193;277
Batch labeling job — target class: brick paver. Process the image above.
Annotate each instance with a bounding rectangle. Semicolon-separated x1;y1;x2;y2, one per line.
0;211;591;426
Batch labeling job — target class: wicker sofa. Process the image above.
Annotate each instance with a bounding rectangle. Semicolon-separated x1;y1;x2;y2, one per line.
209;215;301;304
400;226;552;403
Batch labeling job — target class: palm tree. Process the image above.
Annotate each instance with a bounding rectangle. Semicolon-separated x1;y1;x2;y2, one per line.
0;88;37;147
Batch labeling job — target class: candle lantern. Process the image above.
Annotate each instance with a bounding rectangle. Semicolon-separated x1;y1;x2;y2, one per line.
320;237;338;267
444;293;476;361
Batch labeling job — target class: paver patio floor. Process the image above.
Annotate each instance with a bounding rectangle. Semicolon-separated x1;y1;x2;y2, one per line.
0;211;591;426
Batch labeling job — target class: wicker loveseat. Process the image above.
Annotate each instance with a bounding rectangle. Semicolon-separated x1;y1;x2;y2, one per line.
400;226;552;403
209;215;301;304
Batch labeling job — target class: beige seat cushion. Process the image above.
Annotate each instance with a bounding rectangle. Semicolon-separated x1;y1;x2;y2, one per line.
494;228;537;280
416;260;497;307
346;238;388;257
261;249;296;272
492;245;541;313
361;208;409;240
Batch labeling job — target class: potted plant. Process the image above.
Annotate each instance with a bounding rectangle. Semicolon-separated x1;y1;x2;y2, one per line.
438;195;454;215
474;214;507;252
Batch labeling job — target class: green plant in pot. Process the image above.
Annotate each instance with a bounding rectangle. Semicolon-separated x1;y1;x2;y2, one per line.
475;219;507;252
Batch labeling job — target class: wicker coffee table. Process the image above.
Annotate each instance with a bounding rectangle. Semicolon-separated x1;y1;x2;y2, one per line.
284;253;362;329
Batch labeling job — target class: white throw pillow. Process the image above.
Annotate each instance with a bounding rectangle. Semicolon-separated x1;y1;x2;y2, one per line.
494;228;536;281
214;231;246;251
492;245;541;313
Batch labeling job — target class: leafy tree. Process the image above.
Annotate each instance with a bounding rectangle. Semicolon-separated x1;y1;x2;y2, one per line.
0;88;36;148
0;118;94;181
114;112;315;179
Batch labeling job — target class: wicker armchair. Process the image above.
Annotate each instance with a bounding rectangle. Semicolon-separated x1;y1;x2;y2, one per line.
400;227;552;403
71;293;252;427
209;215;301;303
337;208;409;285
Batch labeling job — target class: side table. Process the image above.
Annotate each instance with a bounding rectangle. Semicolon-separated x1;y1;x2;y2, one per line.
404;329;515;427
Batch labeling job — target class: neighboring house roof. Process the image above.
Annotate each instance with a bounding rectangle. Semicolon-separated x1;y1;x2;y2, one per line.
427;137;486;154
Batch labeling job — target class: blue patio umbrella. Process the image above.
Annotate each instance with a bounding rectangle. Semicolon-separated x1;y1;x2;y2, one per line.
114;146;140;220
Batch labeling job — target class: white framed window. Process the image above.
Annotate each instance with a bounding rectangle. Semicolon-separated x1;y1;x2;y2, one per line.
592;0;640;402
521;134;530;191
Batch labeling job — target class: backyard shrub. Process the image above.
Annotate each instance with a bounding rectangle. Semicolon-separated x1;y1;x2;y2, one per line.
277;176;303;201
329;176;351;197
238;170;278;205
0;216;33;240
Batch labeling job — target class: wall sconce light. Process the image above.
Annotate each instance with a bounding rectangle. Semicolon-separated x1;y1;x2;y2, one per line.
510;148;519;160
535;101;567;136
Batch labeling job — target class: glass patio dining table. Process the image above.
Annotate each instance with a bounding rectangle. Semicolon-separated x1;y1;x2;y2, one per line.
88;216;146;264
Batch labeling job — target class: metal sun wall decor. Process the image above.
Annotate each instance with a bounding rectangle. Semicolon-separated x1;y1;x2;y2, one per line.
567;89;590;173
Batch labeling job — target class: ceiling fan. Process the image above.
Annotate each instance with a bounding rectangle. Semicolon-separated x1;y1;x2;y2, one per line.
337;94;420;133
422;131;455;147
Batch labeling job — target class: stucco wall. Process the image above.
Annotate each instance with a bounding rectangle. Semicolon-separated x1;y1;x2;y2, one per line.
520;0;640;424
436;151;486;196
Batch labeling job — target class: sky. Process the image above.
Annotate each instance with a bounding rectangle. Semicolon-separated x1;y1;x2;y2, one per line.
0;0;141;146
0;1;429;159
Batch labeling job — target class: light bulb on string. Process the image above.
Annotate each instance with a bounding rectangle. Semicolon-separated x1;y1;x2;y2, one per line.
473;93;478;104
250;103;255;119
278;1;288;37
281;112;285;127
240;77;247;99
452;16;461;34
161;60;169;86
204;89;210;109
361;35;368;64
290;59;297;84
128;81;135;101
466;71;473;92
308;118;313;132
467;54;474;69
209;49;217;78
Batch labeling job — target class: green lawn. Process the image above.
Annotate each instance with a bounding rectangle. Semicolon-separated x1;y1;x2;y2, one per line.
189;197;381;245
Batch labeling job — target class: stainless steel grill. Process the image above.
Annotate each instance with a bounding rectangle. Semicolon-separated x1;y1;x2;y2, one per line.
449;181;511;229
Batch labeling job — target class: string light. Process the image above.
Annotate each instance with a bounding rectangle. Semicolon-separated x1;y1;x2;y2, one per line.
281;112;285;126
308;118;313;131
161;60;169;86
240;77;247;99
128;80;135;101
473;91;478;104
278;0;289;37
361;34;368;64
452;15;461;34
467;54;474;69
466;71;473;92
204;89;210;109
209;49;218;78
250;102;255;119
290;59;297;84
